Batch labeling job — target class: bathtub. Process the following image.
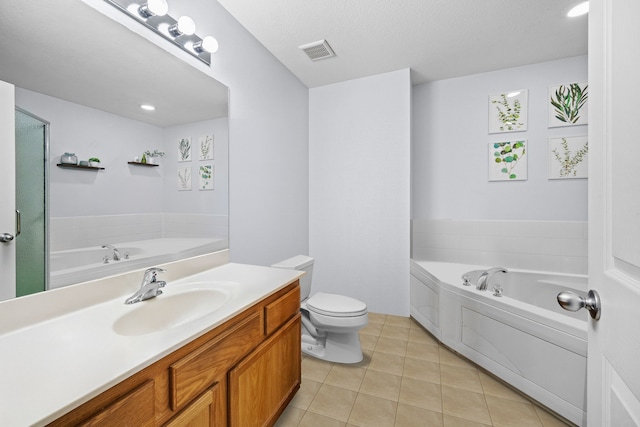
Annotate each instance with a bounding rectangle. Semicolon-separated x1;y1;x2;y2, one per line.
50;237;228;289
410;260;587;426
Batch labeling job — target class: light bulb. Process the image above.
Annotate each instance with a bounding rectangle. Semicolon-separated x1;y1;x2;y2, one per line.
138;0;168;18
567;1;589;17
193;36;219;53
168;16;196;37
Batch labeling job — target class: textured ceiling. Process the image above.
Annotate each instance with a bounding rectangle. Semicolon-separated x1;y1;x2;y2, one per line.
0;0;228;127
217;0;588;87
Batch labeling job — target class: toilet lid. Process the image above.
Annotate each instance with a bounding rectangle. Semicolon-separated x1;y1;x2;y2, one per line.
306;292;367;317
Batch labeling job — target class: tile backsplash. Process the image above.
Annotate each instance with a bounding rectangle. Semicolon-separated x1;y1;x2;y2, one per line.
412;219;587;274
50;213;228;251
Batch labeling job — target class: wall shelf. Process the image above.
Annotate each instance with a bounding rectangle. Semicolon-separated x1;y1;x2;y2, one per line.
57;164;104;171
128;161;159;167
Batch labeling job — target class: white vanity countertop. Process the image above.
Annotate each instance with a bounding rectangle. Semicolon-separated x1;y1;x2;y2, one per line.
0;262;303;426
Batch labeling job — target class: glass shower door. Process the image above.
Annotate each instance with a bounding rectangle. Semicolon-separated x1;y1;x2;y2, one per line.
15;108;48;296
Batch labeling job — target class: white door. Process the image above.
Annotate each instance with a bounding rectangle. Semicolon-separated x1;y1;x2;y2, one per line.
587;0;640;425
0;79;16;301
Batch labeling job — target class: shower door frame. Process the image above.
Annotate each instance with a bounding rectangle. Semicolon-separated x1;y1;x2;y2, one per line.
15;106;50;293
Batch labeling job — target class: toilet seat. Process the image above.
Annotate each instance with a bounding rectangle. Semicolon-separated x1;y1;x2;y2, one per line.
306;292;367;317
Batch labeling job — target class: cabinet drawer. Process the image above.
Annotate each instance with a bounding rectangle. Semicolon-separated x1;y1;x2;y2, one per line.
169;311;263;410
78;380;154;427
264;285;300;336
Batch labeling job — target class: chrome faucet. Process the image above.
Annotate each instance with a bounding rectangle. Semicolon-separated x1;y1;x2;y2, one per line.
476;267;508;291
125;267;166;304
102;244;121;261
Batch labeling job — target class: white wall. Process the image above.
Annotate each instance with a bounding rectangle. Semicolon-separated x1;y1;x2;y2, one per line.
309;69;411;316
172;0;311;266
16;88;164;217
412;55;588;221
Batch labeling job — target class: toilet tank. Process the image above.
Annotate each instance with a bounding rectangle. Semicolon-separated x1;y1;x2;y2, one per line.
271;255;314;300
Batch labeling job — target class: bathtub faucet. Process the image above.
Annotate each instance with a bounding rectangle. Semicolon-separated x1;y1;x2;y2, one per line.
102;244;121;261
125;267;166;304
476;267;508;291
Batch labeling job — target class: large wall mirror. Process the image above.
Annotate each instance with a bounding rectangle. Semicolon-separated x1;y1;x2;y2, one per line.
0;0;229;296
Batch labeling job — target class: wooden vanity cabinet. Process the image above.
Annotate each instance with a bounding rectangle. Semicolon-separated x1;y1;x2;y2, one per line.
48;281;300;427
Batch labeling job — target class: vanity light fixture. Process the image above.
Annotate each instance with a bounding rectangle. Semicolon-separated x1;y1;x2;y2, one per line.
103;0;218;66
567;1;589;17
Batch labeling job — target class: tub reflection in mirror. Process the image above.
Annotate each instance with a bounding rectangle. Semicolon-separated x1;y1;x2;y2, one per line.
0;0;229;295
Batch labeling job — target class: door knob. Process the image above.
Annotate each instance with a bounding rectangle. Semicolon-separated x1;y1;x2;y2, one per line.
0;233;14;243
557;290;601;320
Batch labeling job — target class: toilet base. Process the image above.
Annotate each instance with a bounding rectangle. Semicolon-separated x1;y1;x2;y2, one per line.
301;329;364;364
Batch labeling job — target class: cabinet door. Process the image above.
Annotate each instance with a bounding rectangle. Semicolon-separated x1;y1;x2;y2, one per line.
163;384;219;427
229;314;301;427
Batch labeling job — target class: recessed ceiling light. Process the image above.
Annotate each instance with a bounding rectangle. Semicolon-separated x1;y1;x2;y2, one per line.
141;104;155;111
568;1;589;17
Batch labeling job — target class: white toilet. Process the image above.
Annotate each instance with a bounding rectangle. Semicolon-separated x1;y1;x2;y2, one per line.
271;255;368;364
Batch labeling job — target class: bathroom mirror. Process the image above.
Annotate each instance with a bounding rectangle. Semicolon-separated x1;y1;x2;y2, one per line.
0;0;229;294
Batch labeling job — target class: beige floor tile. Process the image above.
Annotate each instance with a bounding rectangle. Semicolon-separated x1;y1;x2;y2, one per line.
274;405;306;427
403;357;441;384
375;336;409;357
386;315;412;328
478;371;529;403
348;394;398;427
368;351;406;376
359;332;379;351
359;370;402;401
534;405;575;427
361;321;384;336
439;346;476;369
324;364;366;392
485;395;543;427
406;341;440;363
369;312;387;324
441;386;492;425
302;357;334;382
443;415;492;427
408;327;440;345
290;379;322;410
350;348;373;369
440;364;483;393
380;324;410;341
398;377;443;413
299;411;347;427
308;384;358;422
395;403;444;427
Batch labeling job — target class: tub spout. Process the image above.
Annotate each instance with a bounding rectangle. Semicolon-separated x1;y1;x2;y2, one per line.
476;267;507;291
102;244;121;261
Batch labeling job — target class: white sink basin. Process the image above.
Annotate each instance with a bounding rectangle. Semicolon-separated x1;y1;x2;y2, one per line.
113;288;231;336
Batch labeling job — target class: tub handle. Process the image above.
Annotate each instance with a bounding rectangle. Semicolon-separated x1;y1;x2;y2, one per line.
557;290;601;320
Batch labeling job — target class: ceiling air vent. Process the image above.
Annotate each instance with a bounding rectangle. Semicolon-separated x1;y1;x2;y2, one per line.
299;39;336;61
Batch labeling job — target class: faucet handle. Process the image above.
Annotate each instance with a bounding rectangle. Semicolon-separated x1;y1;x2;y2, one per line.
143;267;166;282
461;274;471;286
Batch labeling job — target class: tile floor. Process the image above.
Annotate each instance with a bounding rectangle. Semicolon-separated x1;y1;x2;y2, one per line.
275;313;576;427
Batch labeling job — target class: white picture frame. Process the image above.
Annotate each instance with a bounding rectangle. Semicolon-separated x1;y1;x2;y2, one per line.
199;134;214;160
548;136;588;179
489;140;527;181
177;137;192;162
488;90;528;134
177;166;192;190
548;81;588;128
199;164;214;190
